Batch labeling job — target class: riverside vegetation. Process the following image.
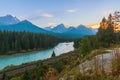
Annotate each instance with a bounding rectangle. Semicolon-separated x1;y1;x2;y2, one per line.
2;12;120;80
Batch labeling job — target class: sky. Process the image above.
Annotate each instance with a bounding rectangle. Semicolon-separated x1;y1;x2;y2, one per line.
0;0;120;28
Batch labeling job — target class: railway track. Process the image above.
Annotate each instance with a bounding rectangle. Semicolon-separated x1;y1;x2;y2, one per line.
0;52;75;79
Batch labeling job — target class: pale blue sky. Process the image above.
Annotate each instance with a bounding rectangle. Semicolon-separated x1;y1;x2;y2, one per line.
0;0;120;27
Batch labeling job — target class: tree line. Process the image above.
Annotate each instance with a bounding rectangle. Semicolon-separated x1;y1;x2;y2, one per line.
0;31;60;55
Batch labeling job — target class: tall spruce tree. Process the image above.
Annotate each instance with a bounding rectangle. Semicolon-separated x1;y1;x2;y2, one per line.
51;51;56;58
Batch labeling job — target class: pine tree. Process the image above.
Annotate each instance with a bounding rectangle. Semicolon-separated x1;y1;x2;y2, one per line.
102;17;107;22
51;51;56;58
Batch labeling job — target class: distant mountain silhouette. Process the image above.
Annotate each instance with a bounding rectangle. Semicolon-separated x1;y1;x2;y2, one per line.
0;15;20;25
45;24;96;38
0;15;96;39
0;20;51;34
51;24;68;33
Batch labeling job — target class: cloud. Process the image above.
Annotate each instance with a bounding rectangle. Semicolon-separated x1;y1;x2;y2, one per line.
28;13;54;20
86;23;100;28
41;13;54;18
66;9;78;13
48;22;56;26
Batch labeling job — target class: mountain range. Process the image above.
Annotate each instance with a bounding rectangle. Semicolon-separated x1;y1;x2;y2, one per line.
0;15;97;39
44;24;96;38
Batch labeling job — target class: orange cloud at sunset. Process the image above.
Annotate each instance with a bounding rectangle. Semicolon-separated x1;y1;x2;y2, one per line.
86;23;100;28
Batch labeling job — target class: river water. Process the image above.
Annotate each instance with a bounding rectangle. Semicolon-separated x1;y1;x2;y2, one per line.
0;42;74;70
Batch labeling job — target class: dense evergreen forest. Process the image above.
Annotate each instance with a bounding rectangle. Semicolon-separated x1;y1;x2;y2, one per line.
0;31;60;55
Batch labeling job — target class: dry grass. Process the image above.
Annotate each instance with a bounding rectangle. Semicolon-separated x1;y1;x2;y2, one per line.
64;48;120;80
